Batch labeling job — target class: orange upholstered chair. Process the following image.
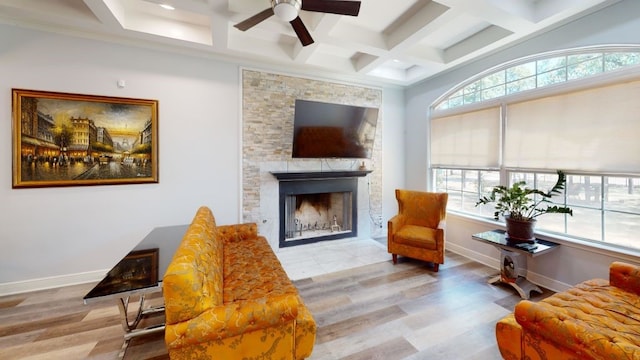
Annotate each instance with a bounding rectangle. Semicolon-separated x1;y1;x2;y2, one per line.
388;190;448;272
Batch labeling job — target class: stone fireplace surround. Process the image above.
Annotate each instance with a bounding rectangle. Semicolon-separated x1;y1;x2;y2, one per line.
257;161;377;251
242;69;383;251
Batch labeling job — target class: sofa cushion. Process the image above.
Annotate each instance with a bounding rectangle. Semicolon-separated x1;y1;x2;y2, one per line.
393;225;438;250
223;236;298;303
514;278;640;359
163;206;224;324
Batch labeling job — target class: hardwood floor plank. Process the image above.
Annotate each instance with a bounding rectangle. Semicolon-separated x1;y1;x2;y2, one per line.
35;313;121;341
0;325;120;360
316;305;407;343
311;310;415;359
310;288;407;328
123;333;168;360
19;343;97;360
407;319;502;359
0;328;45;349
0;298;25;309
407;302;510;352
83;306;120;322
87;335;125;359
341;337;418;360
305;294;352;313
0;312;87;337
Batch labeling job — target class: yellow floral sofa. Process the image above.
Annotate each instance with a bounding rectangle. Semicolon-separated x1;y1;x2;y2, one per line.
496;261;640;360
162;206;316;359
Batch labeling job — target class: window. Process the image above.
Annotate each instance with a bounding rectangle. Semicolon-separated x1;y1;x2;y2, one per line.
434;48;640;111
431;46;640;251
434;169;499;217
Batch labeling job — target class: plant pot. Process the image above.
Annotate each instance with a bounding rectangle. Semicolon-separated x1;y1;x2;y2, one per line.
505;216;536;242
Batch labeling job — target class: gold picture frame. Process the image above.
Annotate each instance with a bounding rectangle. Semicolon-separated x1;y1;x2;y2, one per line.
12;89;158;188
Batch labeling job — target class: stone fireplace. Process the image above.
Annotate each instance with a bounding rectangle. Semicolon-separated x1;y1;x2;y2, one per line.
273;171;370;247
241;69;383;251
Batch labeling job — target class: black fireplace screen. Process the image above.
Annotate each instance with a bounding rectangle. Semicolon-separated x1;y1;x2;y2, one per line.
278;177;358;247
285;191;352;239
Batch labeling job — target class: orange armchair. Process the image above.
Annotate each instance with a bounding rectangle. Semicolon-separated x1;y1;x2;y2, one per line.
388;190;448;272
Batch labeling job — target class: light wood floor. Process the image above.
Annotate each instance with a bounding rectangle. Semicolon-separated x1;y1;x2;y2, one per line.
0;251;552;360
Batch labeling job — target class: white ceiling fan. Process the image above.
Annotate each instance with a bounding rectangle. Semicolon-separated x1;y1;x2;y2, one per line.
234;0;362;46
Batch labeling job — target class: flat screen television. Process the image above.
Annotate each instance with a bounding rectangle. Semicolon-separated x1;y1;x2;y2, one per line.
292;99;379;159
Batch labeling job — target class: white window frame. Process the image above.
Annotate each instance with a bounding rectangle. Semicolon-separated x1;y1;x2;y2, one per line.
429;45;640;252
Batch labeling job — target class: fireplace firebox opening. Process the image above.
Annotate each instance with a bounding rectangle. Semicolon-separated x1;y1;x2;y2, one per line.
285;191;352;241
277;176;359;247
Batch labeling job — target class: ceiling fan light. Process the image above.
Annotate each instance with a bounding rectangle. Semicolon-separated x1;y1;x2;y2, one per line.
272;0;300;22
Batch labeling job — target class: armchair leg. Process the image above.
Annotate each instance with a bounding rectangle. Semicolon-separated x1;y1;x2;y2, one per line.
392;254;398;264
433;263;439;272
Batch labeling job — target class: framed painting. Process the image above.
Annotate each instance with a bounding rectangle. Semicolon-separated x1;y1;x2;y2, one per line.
12;89;158;188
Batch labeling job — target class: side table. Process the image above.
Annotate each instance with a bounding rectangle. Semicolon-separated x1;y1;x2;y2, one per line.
83;224;187;358
472;229;559;299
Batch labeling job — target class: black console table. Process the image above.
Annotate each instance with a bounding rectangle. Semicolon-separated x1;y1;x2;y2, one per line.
472;229;559;299
83;225;187;358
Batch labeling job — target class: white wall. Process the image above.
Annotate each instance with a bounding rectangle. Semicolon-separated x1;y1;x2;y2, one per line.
404;0;640;290
0;24;406;294
380;89;406;223
0;25;241;291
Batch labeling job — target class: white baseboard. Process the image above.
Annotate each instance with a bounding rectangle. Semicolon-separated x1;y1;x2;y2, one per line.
446;243;572;293
447;242;500;270
0;269;107;296
526;272;572;293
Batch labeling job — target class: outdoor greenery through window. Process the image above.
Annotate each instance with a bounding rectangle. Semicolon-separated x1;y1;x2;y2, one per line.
435;49;640;111
435;169;640;250
430;46;640;251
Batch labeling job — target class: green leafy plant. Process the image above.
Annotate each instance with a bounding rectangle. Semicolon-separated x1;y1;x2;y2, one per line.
475;170;573;221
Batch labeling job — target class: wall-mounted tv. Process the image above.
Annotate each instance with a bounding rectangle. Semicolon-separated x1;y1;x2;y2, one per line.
292;99;379;159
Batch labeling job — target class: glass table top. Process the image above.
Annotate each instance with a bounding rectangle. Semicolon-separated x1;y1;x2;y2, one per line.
472;229;559;256
83;224;188;303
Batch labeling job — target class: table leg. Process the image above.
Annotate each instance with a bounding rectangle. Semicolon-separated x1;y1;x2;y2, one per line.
116;295;165;358
488;274;543;299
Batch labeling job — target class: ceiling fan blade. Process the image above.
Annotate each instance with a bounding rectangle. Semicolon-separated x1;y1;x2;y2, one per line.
301;0;361;16
234;7;274;31
290;17;314;46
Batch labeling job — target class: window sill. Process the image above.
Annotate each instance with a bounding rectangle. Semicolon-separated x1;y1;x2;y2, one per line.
447;210;640;263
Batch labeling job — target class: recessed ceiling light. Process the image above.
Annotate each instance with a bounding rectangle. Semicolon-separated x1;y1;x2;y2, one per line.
159;4;175;10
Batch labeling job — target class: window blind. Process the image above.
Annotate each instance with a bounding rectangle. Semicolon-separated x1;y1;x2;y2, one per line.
504;79;640;173
430;106;500;167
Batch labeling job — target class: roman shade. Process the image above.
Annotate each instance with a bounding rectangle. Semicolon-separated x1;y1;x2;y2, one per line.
430;106;501;168
504;79;640;173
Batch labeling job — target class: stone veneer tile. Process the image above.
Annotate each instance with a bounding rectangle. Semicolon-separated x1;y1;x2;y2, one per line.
242;69;383;246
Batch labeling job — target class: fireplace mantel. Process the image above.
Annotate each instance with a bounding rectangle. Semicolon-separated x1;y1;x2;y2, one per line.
270;170;372;181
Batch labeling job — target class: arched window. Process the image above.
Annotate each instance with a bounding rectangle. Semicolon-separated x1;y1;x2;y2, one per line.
430;46;640;252
434;47;640;111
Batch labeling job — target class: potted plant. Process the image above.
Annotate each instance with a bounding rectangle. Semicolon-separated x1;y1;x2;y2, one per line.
475;170;573;242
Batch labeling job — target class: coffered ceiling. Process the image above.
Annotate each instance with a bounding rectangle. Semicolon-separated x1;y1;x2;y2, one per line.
0;0;619;86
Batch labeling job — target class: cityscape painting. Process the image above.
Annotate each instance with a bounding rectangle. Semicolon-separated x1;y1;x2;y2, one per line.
12;89;158;188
